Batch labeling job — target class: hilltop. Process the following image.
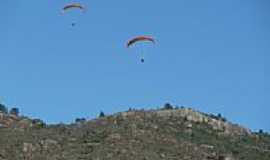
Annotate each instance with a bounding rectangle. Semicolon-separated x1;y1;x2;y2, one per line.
0;104;269;160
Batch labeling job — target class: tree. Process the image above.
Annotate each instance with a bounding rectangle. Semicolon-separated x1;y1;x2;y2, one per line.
9;108;19;116
99;111;105;118
32;119;46;128
221;117;227;122
75;118;86;123
164;103;174;110
0;103;8;114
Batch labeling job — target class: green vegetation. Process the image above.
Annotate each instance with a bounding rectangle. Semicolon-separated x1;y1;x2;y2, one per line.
99;111;105;118
9;107;19;116
0;103;8;114
0;106;269;160
163;103;174;110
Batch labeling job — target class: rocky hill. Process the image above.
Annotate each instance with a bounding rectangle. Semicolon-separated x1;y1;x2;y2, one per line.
0;106;269;160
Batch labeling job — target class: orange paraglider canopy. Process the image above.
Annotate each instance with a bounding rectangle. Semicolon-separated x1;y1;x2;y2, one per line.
127;36;155;48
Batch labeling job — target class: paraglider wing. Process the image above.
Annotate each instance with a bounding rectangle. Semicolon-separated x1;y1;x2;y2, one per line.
127;36;155;48
62;3;85;12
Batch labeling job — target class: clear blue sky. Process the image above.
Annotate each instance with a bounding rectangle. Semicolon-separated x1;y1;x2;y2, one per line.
1;1;269;131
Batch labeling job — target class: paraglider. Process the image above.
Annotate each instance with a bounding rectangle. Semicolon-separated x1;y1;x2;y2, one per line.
127;36;155;63
62;3;85;27
62;3;85;12
127;36;155;48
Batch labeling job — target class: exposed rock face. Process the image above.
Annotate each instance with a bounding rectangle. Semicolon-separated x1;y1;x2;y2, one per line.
0;108;269;160
0;112;45;129
120;108;251;136
0;112;19;127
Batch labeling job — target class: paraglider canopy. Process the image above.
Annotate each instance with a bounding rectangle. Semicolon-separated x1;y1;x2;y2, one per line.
61;3;86;27
62;3;85;13
127;36;155;48
126;36;155;63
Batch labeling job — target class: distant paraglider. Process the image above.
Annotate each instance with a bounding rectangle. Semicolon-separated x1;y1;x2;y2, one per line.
62;3;85;12
127;36;155;63
127;36;155;48
62;3;86;27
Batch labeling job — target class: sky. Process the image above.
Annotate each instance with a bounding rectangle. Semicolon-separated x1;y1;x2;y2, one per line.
1;0;269;131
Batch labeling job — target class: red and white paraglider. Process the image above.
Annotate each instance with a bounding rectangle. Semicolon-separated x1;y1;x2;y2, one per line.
126;36;155;63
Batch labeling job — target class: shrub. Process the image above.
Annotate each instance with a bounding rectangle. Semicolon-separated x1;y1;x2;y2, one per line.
9;108;19;116
0;103;8;114
75;118;86;123
164;103;174;110
99;111;105;118
221;117;227;122
32;119;46;128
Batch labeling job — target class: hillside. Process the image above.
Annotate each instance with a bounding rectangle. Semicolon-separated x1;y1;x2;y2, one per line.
0;105;269;160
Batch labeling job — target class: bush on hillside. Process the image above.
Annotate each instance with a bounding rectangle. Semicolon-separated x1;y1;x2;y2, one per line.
9;108;19;116
99;111;105;118
0;103;8;114
164;103;174;110
32;119;46;128
75;118;86;123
